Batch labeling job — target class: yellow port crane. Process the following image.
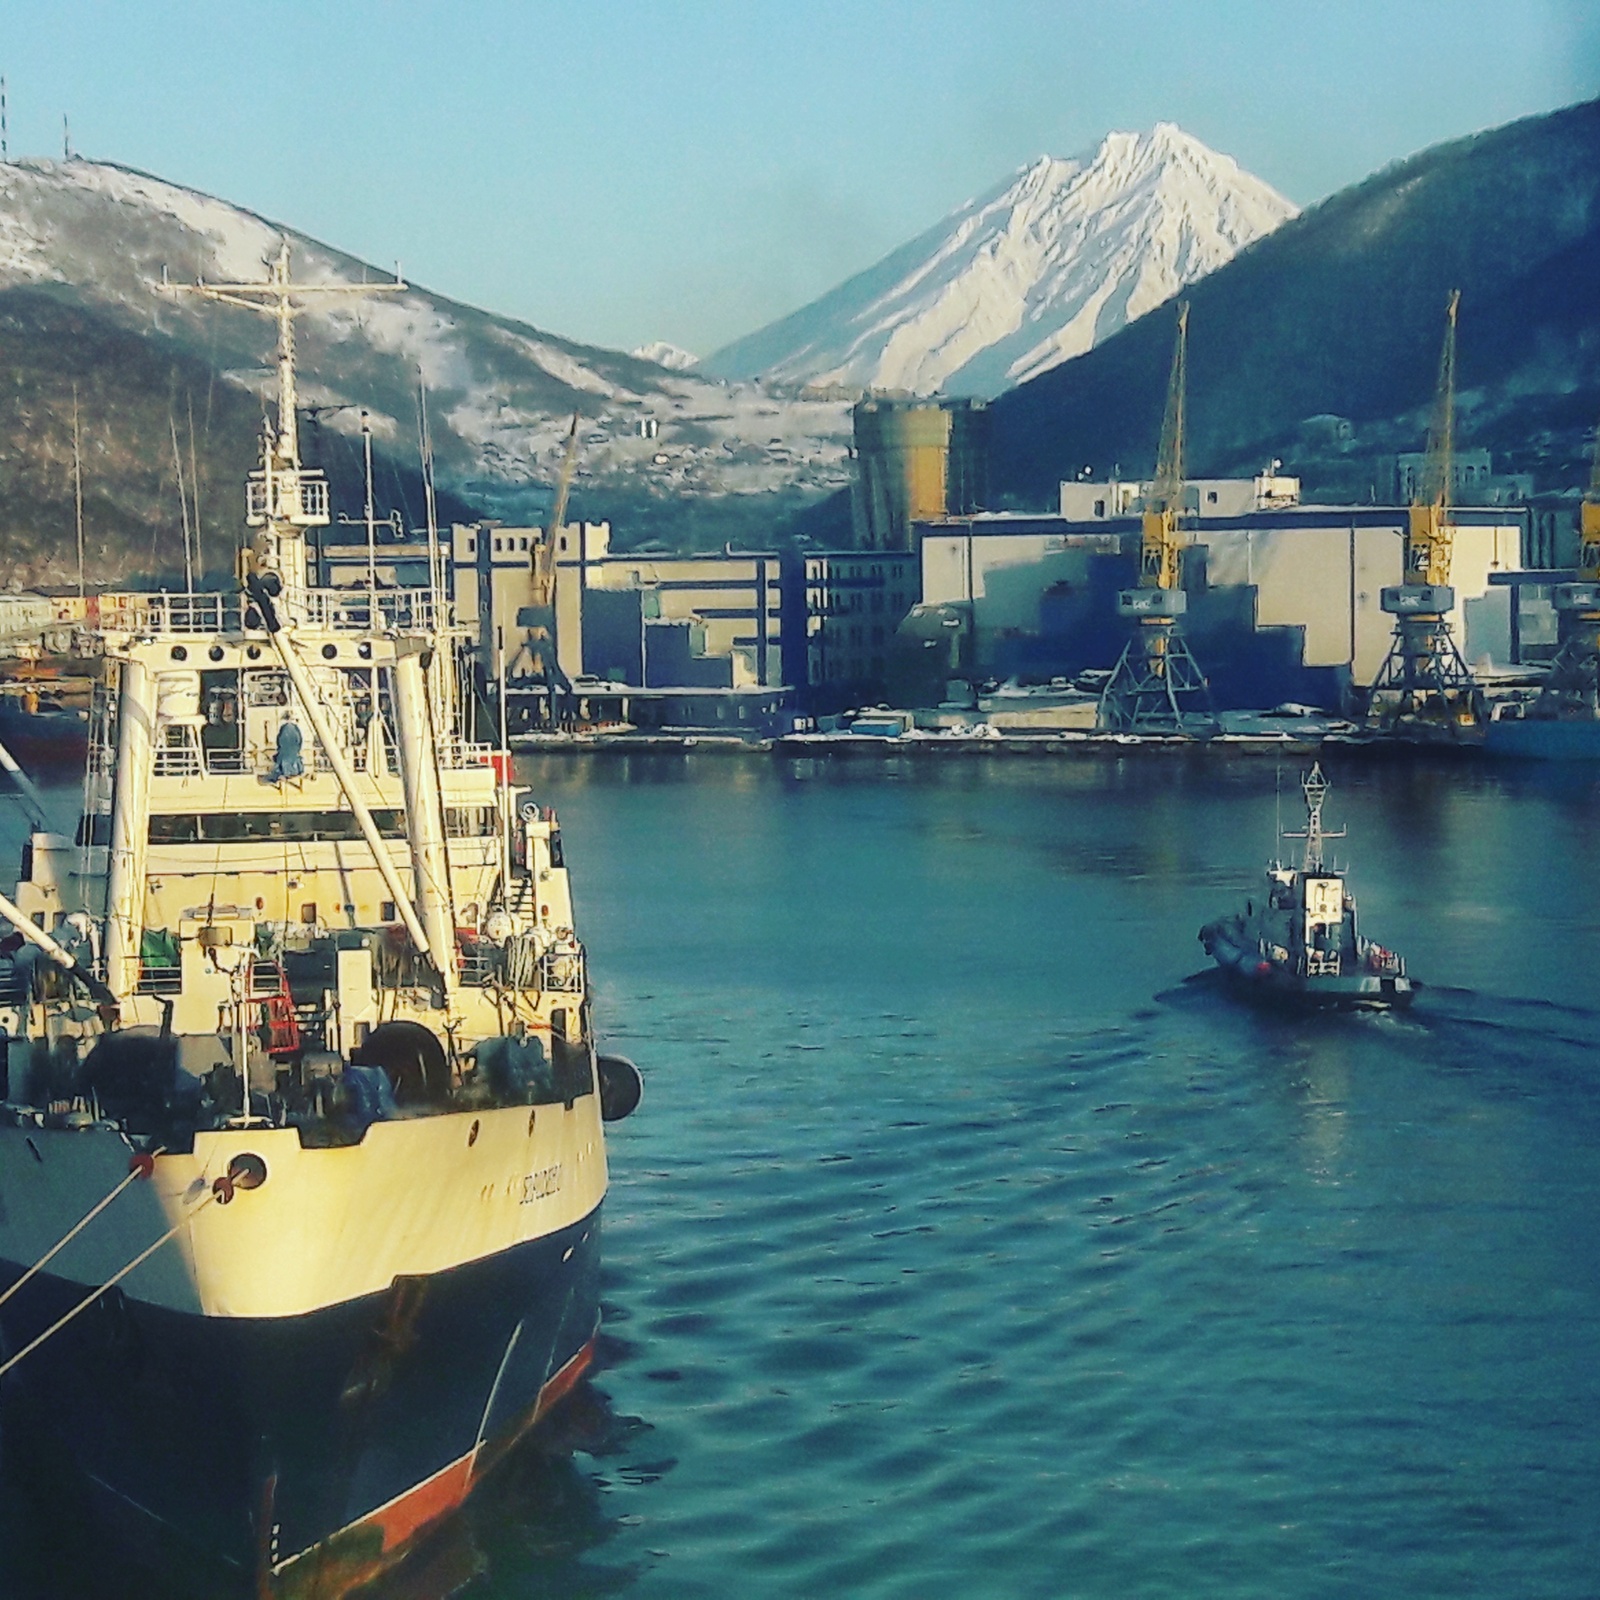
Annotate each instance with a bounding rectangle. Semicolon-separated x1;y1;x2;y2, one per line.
506;414;581;722
528;413;580;616
1366;290;1483;732
1529;411;1600;718
1097;301;1216;734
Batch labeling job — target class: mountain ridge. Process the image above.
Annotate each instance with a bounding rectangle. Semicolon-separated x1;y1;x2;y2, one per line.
988;97;1600;505
700;124;1296;396
0;154;857;559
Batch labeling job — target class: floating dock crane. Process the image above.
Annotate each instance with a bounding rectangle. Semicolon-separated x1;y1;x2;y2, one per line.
1366;290;1483;733
1097;302;1215;735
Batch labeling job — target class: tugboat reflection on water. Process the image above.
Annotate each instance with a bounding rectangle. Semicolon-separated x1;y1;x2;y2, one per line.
0;1359;655;1600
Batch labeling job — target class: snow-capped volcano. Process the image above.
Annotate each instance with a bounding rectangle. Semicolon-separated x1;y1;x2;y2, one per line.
701;124;1297;397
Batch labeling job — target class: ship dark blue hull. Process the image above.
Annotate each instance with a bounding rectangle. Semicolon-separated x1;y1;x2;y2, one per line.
0;1204;602;1596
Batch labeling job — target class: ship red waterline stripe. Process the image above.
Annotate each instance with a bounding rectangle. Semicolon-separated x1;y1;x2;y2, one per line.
268;1335;596;1588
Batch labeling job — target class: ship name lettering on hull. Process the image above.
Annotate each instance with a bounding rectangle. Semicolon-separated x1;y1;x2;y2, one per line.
520;1165;562;1204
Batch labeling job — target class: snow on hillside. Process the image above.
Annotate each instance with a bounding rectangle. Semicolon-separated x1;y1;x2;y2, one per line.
0;158;852;515
701;124;1297;397
632;340;699;370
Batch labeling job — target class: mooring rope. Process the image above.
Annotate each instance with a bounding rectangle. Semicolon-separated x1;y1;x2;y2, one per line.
0;1149;161;1315
0;1183;219;1383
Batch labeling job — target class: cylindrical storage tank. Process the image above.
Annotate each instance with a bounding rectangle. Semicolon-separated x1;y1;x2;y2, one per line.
851;399;990;550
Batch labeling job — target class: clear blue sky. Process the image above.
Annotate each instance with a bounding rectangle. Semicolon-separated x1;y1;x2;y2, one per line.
4;1;1596;357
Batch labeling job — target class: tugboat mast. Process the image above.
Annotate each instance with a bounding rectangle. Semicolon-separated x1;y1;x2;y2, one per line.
1281;760;1344;873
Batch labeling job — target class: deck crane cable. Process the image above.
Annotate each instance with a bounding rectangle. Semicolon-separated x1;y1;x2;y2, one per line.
1096;302;1215;735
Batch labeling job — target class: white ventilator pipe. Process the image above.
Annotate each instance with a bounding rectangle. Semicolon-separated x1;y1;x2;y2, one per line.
102;657;153;999
391;646;457;992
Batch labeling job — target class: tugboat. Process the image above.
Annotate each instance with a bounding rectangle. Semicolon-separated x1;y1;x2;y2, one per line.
0;246;640;1596
1199;764;1413;1009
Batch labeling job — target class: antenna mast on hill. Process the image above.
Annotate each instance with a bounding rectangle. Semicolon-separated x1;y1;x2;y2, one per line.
72;383;85;599
61;113;69;161
2;79;9;163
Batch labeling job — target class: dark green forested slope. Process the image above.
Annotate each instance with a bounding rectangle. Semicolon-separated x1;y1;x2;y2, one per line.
990;98;1600;505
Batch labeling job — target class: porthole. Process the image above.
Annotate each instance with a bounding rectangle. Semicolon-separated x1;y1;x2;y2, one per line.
321;644;338;660
170;645;187;661
208;646;224;662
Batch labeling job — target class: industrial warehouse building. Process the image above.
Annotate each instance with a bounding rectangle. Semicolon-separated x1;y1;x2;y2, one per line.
911;498;1526;709
331;461;1531;730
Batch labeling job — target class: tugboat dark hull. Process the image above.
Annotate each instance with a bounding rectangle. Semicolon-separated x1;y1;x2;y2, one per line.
0;1205;602;1597
1201;921;1414;1011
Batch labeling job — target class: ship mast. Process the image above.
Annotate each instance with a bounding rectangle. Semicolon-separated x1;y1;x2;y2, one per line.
162;242;404;608
1283;761;1345;873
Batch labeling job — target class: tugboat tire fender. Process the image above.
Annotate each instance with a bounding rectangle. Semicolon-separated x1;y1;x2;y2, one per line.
596;1054;643;1123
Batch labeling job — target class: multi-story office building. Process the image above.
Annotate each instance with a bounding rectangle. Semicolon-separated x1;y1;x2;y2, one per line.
787;550;920;708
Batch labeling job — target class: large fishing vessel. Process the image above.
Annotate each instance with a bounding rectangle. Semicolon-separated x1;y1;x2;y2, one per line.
0;247;639;1596
1199;764;1413;1009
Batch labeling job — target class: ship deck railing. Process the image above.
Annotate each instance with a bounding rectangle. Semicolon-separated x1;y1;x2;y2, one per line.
97;587;453;637
539;947;585;994
135;958;286;999
147;723;492;780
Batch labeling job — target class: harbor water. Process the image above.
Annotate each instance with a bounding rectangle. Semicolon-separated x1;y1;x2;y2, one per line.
4;753;1598;1598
